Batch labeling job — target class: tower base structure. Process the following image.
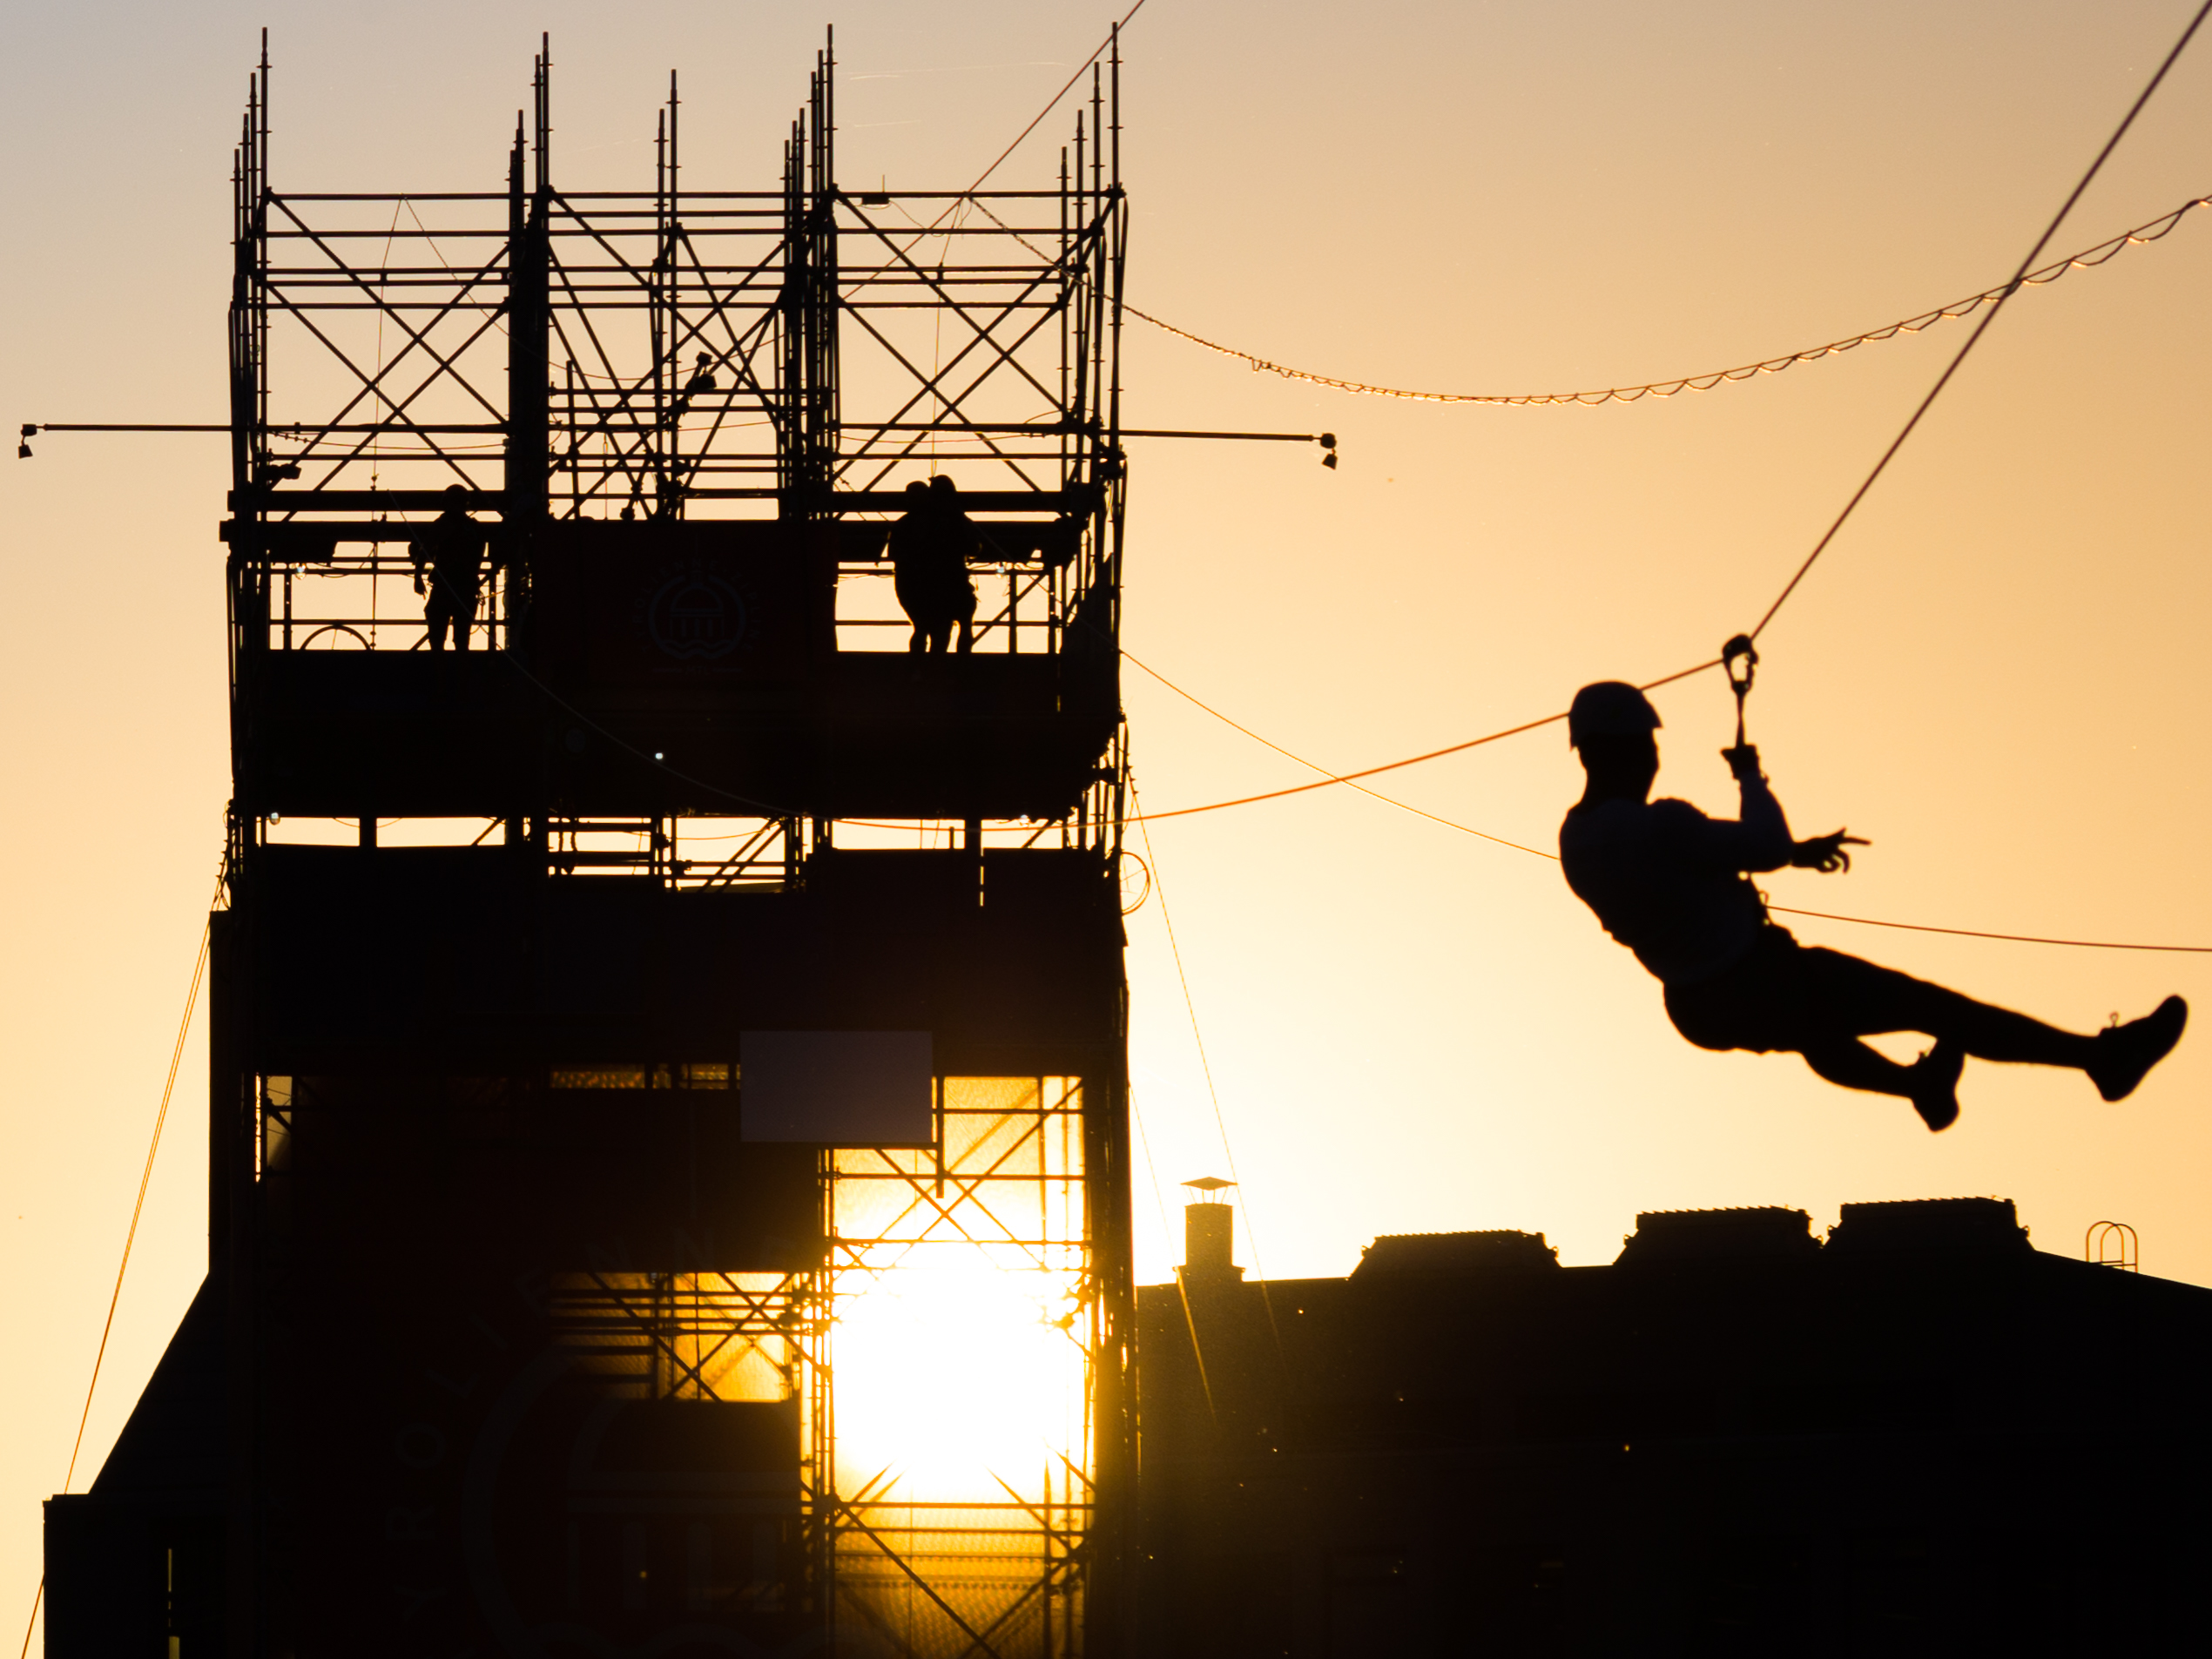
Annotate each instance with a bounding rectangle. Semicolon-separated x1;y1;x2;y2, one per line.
48;31;1135;1659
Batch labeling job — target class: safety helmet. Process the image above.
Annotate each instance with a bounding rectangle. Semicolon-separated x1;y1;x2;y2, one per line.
1568;681;1660;747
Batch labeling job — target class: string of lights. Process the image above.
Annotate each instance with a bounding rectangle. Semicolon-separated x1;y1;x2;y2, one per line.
1129;192;2212;408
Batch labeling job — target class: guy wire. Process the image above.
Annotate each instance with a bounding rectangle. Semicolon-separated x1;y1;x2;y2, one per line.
1130;777;1286;1362
20;887;219;1659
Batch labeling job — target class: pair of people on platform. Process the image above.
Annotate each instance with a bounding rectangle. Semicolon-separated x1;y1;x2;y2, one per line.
888;475;980;656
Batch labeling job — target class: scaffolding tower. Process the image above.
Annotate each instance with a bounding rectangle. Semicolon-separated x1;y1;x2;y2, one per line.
46;31;1133;1659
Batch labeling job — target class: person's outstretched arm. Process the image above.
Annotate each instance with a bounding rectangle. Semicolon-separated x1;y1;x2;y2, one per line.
1686;744;1864;873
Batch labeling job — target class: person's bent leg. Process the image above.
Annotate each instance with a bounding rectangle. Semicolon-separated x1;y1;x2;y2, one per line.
1800;948;2095;1067
1664;939;1962;1130
1800;1037;1915;1096
1801;1034;1964;1131
1798;946;2182;1108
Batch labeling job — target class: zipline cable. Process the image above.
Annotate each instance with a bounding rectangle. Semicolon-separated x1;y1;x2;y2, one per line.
1126;652;2212;954
1760;907;2212;954
1129;5;2212;833
1122;648;1559;856
839;2;1144;302
19;893;218;1659
957;3;1143;199
1127;658;1720;823
1747;0;2212;641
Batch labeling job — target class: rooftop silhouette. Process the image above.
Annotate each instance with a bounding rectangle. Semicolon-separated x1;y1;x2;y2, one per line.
1137;1193;2212;1653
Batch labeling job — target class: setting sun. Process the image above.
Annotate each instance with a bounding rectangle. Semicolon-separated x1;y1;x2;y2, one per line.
831;1246;1089;1499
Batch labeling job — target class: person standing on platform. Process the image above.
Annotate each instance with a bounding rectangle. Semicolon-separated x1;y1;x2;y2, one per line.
926;475;981;654
887;475;981;655
411;484;500;652
887;480;937;652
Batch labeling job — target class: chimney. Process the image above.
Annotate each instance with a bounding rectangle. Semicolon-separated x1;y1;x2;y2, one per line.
1179;1176;1243;1284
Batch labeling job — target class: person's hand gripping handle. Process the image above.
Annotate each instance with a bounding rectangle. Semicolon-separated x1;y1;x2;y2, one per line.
1718;632;1865;872
1719;633;1764;783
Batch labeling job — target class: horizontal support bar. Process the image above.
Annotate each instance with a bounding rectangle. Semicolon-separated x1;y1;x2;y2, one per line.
258;267;1066;280
230;489;506;513
262;221;1082;236
1122;428;1332;443
225;521;440;547
270;192;508;202
835;422;1080;435
266;188;1085;202
823;489;1102;515
272;423;508;435
25;422;227;433
225;484;1099;520
262;229;512;240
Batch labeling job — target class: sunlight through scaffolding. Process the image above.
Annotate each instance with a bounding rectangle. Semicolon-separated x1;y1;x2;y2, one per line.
828;1076;1094;1658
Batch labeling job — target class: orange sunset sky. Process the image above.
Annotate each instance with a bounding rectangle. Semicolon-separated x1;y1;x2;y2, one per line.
6;0;2212;1637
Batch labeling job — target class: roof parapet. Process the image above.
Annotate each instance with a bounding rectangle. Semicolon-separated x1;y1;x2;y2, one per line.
1352;1230;1561;1279
1615;1206;1818;1266
1825;1197;2031;1260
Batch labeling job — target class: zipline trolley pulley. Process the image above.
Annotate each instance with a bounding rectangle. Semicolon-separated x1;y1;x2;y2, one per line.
1722;633;1759;750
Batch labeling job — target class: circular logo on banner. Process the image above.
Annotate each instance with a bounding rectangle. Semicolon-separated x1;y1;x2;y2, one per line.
643;562;749;662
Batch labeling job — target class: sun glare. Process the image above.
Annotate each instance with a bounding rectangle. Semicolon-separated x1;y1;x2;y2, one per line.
831;1246;1088;1501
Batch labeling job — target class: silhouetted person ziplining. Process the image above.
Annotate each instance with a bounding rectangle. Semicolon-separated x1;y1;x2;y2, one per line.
887;475;980;655
410;484;501;652
1558;680;2187;1131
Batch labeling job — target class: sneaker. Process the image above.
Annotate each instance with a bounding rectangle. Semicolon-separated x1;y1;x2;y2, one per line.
1909;1040;1964;1133
2088;996;2188;1103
